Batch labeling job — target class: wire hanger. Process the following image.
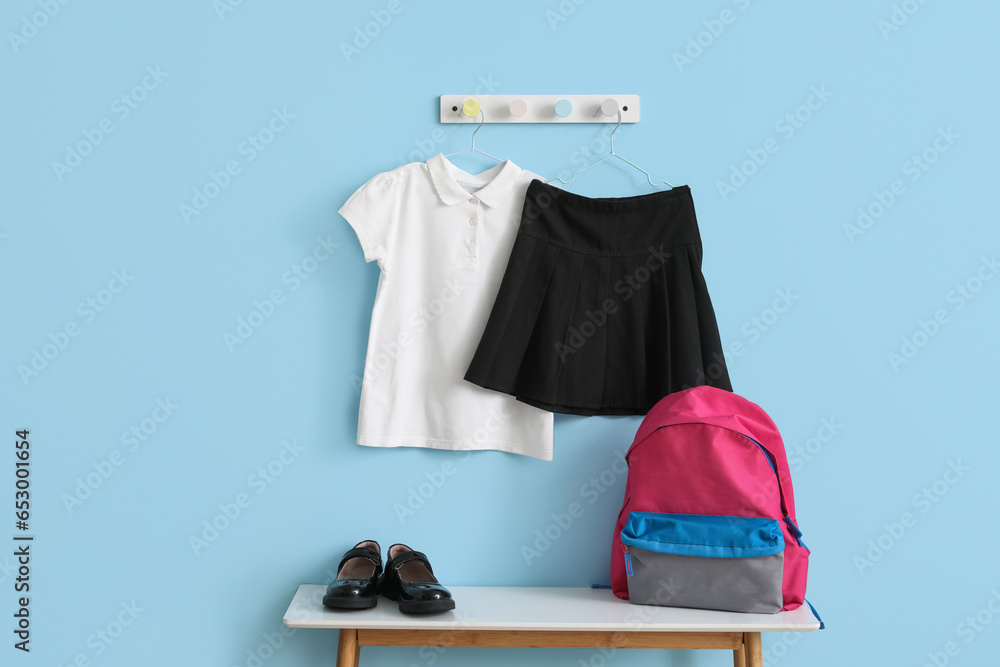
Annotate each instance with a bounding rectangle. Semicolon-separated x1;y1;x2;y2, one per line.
444;109;503;163
546;110;674;188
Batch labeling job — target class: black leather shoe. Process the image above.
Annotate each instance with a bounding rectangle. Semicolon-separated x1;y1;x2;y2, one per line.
379;544;455;613
323;540;382;610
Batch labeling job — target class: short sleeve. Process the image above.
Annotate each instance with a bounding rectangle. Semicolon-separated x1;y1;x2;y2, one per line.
338;170;397;264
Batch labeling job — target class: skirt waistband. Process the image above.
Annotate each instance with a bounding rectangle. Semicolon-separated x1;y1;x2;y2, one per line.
518;180;701;256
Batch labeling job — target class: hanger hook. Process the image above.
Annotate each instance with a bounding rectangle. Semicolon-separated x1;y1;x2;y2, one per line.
609;109;623;153
471;109;486;149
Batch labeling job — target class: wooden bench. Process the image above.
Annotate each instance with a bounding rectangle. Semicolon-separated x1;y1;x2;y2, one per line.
283;585;820;667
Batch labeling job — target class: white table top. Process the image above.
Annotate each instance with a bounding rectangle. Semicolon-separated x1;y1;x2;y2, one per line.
283;585;821;633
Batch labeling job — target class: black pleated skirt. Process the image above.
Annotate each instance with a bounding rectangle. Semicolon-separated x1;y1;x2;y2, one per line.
464;179;732;416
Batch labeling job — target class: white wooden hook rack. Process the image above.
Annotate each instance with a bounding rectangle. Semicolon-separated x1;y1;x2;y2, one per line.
440;95;640;124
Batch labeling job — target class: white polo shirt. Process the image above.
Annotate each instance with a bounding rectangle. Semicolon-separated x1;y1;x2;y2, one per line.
340;154;554;460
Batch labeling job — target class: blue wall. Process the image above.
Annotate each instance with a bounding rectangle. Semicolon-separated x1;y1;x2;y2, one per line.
4;1;999;665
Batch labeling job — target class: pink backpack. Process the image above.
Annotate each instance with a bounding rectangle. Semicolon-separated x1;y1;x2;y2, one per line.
611;386;809;612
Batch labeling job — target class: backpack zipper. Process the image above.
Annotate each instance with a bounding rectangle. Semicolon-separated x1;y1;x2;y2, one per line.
740;433;807;550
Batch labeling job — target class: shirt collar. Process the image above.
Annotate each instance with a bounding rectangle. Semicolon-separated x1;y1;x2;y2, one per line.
427;153;522;208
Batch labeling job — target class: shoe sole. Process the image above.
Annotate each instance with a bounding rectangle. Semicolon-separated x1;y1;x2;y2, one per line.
323;595;378;610
398;598;456;614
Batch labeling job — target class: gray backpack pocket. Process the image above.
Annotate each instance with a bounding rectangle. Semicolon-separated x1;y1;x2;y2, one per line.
621;511;784;614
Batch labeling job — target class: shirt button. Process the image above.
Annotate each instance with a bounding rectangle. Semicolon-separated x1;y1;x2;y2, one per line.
469;197;478;205
469;217;477;225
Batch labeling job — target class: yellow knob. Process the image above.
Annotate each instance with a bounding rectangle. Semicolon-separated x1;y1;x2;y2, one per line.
462;99;481;118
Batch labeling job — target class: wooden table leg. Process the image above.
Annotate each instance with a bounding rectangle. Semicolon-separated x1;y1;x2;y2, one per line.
733;644;747;667
337;628;360;667
743;632;762;667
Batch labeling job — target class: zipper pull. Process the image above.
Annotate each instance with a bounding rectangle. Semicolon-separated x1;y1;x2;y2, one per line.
784;516;807;548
